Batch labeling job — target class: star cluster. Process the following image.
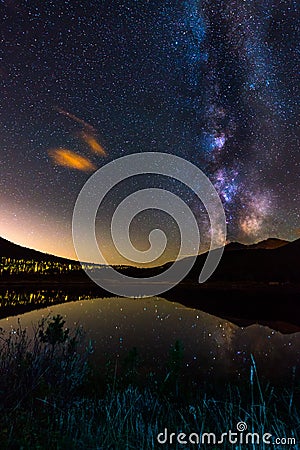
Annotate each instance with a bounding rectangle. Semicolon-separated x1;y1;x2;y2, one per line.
0;0;299;261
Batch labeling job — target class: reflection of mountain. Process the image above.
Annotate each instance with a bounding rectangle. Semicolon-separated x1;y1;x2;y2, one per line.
121;238;300;328
1;236;299;330
1;296;300;381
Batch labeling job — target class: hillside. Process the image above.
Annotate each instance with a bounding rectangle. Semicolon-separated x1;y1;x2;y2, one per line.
0;236;298;283
0;237;77;265
185;238;299;282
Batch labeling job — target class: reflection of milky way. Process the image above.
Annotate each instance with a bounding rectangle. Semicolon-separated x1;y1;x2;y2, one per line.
1;297;300;380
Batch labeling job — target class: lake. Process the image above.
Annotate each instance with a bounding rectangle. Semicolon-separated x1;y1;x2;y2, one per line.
0;296;299;382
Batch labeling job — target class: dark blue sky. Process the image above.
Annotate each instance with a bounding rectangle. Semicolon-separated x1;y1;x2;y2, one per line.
0;0;299;262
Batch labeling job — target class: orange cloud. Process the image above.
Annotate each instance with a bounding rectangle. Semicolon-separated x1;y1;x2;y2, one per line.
48;148;96;172
81;132;107;156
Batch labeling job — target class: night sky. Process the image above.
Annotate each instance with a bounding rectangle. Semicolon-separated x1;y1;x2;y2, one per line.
0;0;299;264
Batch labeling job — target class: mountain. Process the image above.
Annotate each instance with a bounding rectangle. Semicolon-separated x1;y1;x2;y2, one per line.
246;238;289;249
0;236;290;263
0;237;77;264
0;235;298;283
108;238;298;284
184;238;299;282
1;235;299;328
226;238;288;251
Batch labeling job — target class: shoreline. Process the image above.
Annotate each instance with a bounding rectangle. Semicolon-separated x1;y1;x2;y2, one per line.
0;279;299;333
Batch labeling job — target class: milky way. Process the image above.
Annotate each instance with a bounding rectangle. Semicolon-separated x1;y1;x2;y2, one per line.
0;0;299;261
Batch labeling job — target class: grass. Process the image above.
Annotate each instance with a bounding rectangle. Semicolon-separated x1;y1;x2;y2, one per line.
0;316;298;449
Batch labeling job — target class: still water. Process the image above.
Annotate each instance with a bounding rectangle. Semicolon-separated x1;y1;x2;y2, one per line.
0;296;300;380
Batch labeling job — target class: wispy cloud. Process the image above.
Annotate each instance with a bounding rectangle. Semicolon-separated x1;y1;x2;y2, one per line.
56;107;96;132
48;148;96;172
81;131;107;156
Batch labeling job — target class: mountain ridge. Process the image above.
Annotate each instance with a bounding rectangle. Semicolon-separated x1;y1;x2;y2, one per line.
0;236;291;264
0;236;298;282
0;237;77;264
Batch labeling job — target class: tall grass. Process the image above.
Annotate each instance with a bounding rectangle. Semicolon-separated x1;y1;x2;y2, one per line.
0;317;298;449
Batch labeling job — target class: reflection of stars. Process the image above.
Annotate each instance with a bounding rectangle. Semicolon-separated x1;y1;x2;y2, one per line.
3;296;300;380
